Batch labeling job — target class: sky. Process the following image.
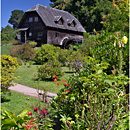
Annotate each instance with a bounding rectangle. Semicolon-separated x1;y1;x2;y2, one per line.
1;0;53;28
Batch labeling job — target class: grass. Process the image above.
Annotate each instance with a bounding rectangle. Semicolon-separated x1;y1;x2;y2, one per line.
14;63;75;93
1;91;45;115
1;44;14;55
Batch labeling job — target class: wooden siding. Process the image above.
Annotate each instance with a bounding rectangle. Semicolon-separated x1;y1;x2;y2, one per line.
47;29;83;45
19;12;47;45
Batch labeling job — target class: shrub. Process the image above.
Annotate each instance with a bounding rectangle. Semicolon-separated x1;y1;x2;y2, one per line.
36;60;63;81
1;55;19;93
11;40;19;45
78;30;129;75
10;44;36;61
35;44;61;65
51;58;129;129
29;41;37;48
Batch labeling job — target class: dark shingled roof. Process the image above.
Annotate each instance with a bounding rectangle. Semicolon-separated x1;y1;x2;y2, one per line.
25;4;86;33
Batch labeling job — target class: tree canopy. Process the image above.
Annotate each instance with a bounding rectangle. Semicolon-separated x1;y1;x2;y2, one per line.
50;0;113;32
8;10;24;29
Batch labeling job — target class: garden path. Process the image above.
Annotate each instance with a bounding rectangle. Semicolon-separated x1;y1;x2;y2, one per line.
9;83;57;101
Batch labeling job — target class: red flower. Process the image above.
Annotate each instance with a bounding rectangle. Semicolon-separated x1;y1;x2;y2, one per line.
63;84;69;87
65;90;70;93
40;109;47;115
61;80;64;82
64;80;67;82
53;76;58;79
34;107;38;112
56;83;60;85
53;78;57;82
24;125;32;129
28;111;32;115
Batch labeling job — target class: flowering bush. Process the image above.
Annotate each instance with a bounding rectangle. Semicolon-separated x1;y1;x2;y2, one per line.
78;30;129;75
51;57;129;129
36;60;63;81
1;55;19;93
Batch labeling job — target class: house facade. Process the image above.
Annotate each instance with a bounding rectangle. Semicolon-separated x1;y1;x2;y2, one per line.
18;4;86;48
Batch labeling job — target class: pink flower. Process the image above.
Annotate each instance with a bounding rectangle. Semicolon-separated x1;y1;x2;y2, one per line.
34;107;38;112
56;83;60;85
40;109;47;115
53;78;57;82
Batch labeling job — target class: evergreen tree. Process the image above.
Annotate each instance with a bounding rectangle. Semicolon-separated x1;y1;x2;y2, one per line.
8;10;24;29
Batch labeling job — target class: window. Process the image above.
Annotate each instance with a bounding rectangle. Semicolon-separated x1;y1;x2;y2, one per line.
29;17;33;22
35;17;38;22
55;32;59;37
29;32;32;36
38;32;43;37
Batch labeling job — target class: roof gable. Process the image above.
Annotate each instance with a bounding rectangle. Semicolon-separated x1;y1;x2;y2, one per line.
20;4;86;33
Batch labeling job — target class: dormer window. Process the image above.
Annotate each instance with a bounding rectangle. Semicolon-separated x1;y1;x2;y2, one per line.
54;16;64;25
29;17;33;22
67;19;76;27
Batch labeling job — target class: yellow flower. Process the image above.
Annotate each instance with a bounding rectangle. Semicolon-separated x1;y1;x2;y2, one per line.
120;91;123;96
122;36;128;44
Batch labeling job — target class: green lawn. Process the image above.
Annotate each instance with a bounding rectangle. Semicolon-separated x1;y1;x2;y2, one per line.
1;44;14;55
1;91;45;115
14;63;75;93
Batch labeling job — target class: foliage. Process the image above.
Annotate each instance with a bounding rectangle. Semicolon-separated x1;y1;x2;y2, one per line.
10;44;36;61
35;44;61;65
11;40;19;45
1;55;19;93
23;107;55;130
29;41;37;48
50;0;113;31
78;30;129;75
1;108;30;130
65;50;87;72
51;57;129;129
36;61;63;81
102;0;129;33
1;25;19;45
8;10;24;29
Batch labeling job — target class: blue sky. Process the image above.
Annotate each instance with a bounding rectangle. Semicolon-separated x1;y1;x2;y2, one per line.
1;0;52;28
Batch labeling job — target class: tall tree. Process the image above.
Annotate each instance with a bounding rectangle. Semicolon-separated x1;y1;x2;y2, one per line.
8;10;24;29
50;0;113;32
102;0;129;33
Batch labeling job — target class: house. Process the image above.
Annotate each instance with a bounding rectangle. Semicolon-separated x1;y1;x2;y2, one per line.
18;4;86;48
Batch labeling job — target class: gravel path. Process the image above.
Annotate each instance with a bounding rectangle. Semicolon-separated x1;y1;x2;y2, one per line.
9;83;57;101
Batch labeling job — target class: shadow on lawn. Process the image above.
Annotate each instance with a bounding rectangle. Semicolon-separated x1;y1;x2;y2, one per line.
1;97;11;103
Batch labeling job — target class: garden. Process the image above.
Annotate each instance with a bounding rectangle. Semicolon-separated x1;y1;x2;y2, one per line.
1;0;129;129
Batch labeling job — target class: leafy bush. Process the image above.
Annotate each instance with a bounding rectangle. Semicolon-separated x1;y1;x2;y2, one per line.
1;55;19;93
11;40;19;45
35;44;61;65
51;57;129;129
29;41;37;48
1;108;31;130
10;44;36;61
36;60;63;81
78;30;129;75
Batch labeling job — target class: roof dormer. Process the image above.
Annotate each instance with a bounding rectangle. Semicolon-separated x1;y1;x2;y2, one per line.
67;19;76;27
54;16;64;25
